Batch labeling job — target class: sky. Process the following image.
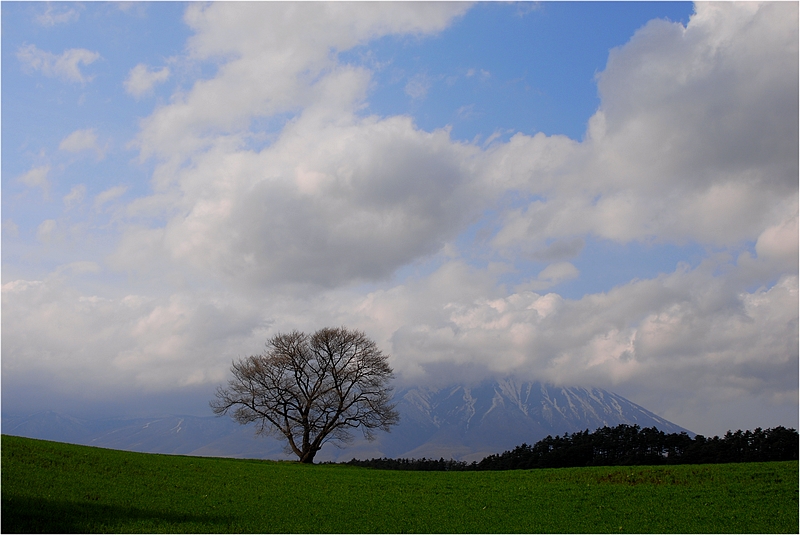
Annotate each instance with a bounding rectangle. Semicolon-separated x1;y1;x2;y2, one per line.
2;1;798;438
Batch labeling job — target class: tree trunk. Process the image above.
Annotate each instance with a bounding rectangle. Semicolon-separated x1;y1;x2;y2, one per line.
299;449;317;463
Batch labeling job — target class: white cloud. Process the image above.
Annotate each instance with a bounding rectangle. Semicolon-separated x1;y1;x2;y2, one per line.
124;64;170;99
17;44;100;84
456;103;477;120
94;185;128;210
106;227;167;276
59;129;104;158
18;165;51;198
3;219;20;238
59;129;96;152
405;73;431;99
63;184;87;209
485;2;798;253
134;2;469;160
518;262;579;292
344;258;797;433
756;214;799;267
466;68;490;80
35;5;80;27
36;219;57;243
56;261;102;276
121;112;484;287
120;3;479;287
1;277;267;400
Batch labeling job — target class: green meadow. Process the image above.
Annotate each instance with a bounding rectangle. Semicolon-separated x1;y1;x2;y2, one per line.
2;435;797;533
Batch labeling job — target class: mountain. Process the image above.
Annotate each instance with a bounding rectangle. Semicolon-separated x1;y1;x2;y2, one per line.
379;378;691;461
2;378;691;462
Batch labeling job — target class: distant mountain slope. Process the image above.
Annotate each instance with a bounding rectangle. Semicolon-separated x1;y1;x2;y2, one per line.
2;411;292;459
384;378;691;461
2;378;691;462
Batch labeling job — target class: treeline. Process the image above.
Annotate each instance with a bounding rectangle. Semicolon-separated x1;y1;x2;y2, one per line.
345;425;798;471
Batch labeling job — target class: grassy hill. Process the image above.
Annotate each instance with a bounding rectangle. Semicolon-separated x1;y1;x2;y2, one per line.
2;435;797;533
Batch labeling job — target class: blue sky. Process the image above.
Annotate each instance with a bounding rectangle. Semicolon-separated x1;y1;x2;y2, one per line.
347;2;693;142
2;2;797;437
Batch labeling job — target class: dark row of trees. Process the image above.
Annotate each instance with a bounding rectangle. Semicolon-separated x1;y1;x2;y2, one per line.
345;424;799;471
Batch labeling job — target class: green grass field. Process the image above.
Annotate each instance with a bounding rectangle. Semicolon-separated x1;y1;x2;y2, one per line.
2;435;797;533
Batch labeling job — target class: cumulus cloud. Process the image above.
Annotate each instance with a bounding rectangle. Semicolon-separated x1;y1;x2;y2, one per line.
755;213;799;272
124;64;170;98
17;44;100;84
343;258;797;433
485;2;798;253
143;115;482;287
133;2;469;160
120;2;478;288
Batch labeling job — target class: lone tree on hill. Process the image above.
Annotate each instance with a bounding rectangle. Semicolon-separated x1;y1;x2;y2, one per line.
211;327;399;463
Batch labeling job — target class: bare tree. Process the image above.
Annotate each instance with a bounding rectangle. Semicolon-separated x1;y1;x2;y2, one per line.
211;327;399;463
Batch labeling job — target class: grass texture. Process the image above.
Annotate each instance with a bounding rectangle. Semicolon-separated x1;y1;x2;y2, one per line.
2;434;797;533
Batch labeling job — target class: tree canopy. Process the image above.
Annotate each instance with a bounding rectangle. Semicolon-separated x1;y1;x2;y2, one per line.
211;327;399;463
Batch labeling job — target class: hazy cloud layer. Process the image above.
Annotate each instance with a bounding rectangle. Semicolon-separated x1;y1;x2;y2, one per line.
2;277;265;395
